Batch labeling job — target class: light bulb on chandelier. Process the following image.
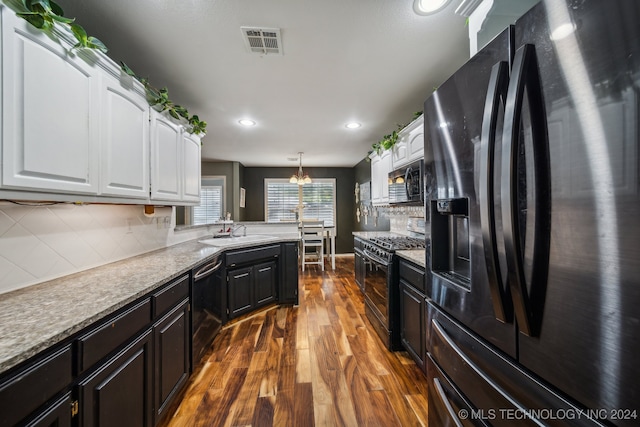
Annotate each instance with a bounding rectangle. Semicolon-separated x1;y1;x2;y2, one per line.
289;152;312;185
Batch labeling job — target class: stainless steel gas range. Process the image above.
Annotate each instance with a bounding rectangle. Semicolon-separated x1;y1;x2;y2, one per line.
362;235;426;350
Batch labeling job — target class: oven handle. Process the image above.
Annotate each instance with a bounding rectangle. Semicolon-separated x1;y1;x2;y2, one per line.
363;249;389;268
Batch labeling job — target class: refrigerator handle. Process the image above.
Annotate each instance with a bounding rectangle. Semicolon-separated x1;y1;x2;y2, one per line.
479;61;513;323
501;44;551;337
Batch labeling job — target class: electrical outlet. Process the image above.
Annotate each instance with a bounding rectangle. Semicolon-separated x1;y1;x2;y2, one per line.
126;218;134;234
163;217;171;228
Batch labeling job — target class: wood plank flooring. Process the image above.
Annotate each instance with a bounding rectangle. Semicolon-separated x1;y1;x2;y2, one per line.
162;256;429;427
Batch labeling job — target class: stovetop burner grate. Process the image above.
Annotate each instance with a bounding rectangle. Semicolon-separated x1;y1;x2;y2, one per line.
368;236;426;251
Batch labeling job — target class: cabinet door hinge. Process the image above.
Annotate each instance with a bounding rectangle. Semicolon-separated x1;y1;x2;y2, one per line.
71;400;79;417
188;303;191;312
226;308;230;315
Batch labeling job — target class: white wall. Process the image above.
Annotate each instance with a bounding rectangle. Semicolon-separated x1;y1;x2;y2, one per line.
0;203;209;295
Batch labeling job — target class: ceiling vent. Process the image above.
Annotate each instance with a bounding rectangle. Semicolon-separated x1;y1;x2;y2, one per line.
241;27;283;55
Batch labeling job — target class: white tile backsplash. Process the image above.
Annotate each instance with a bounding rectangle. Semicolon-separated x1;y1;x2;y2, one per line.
0;203;211;295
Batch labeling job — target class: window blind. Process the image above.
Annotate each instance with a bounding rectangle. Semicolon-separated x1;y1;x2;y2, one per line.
265;181;299;222
193;186;223;224
302;181;335;226
265;179;336;227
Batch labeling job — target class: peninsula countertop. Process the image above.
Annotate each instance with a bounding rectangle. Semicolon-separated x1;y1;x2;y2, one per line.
0;234;298;375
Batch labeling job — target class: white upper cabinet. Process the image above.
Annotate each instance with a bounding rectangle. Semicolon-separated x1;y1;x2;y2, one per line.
150;110;182;202
391;114;424;169
99;71;149;199
181;132;201;203
0;5;202;205
149;110;201;205
1;8;100;194
370;149;392;206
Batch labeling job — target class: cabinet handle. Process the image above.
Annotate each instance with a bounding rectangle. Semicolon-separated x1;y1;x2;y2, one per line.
234;272;250;279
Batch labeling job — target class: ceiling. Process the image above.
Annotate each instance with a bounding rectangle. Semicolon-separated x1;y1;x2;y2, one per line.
56;0;471;167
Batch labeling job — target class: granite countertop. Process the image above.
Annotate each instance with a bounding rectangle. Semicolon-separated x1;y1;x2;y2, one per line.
0;234;298;375
396;250;426;269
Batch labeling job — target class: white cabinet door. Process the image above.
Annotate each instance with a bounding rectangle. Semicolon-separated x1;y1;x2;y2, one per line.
181;132;201;203
150;111;182;202
391;115;424;169
379;150;391;203
1;10;100;194
391;139;408;167
370;150;391;206
370;154;382;203
99;73;149;199
406;115;425;164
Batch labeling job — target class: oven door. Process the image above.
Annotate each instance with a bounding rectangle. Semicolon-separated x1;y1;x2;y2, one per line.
363;249;396;349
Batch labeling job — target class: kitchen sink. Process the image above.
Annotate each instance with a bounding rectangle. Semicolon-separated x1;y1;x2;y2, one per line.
198;235;279;247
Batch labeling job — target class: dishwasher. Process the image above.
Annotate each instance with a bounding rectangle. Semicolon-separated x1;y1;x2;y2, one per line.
191;255;224;369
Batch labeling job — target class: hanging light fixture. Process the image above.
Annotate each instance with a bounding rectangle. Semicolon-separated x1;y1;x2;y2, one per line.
289;152;312;185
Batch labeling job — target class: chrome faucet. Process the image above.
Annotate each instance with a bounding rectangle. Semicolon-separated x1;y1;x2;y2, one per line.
230;224;247;237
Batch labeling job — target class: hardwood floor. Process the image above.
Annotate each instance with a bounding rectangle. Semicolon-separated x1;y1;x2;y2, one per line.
162;256;429;427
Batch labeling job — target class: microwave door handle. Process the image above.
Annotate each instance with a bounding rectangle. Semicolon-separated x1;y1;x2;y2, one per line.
480;60;512;323
501;44;551;337
404;166;412;199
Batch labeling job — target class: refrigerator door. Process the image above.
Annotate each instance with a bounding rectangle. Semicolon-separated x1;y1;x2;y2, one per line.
512;0;640;418
425;28;516;357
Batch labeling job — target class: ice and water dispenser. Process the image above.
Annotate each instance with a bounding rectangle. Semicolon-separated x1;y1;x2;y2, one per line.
431;198;471;289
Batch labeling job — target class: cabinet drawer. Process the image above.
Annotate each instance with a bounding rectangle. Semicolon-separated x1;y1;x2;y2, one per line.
226;244;280;267
153;275;189;318
0;345;72;427
399;260;425;293
77;298;152;373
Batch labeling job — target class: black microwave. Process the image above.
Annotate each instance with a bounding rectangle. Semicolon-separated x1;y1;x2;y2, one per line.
388;159;424;204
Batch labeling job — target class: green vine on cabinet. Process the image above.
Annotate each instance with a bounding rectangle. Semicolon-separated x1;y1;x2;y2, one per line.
120;62;208;136
369;110;423;157
3;0;208;137
9;0;107;53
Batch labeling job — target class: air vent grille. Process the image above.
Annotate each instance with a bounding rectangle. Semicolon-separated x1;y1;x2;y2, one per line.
241;27;283;55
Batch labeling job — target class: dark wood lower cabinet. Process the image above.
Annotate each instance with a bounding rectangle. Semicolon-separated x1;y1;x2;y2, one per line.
228;265;254;318
255;260;277;306
153;300;190;424
24;392;72;427
398;258;426;373
280;242;299;304
227;248;279;319
78;330;153;427
399;280;426;371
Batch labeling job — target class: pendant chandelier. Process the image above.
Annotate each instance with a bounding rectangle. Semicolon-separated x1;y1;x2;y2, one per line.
290;152;312;186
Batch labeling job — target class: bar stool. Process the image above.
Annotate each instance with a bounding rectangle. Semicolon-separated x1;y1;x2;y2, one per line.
300;220;325;271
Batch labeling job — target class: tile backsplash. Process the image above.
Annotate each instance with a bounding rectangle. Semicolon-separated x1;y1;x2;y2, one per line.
0;203;207;295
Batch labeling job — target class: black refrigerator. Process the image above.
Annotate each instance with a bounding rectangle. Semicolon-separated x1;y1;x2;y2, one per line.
424;1;640;426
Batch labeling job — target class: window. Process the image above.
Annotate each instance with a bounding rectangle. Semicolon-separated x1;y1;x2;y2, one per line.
189;176;225;225
265;179;336;227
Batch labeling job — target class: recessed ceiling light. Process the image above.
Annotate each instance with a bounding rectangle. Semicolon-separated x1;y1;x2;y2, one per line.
238;119;256;126
345;122;361;129
413;0;451;15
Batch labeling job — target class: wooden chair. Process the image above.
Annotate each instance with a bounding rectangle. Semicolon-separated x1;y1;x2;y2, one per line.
300;220;325;271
